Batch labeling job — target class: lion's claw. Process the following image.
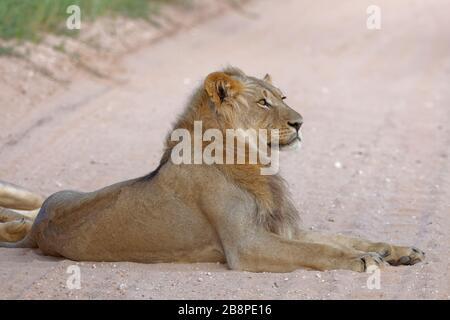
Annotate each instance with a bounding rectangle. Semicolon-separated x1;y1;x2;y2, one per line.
386;246;425;266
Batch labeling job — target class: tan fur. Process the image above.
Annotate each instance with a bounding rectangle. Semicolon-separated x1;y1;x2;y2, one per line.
0;68;424;272
0;180;43;210
0;181;41;242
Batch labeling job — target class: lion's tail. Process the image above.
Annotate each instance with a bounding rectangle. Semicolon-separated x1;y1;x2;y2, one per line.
0;234;37;248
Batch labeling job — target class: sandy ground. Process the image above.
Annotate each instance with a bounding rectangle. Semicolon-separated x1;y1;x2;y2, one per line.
1;0;449;299
0;0;236;126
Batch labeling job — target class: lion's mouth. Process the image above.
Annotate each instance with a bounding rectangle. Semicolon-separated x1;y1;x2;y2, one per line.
280;136;301;150
287;135;301;145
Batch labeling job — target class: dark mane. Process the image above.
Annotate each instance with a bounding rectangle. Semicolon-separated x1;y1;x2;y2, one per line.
137;158;167;182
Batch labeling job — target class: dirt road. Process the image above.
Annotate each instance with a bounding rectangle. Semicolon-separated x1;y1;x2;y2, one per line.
1;0;449;299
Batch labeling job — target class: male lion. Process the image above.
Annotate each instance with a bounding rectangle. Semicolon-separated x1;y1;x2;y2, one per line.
0;67;424;272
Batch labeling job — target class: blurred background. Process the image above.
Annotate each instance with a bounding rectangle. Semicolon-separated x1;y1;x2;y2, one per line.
0;0;449;299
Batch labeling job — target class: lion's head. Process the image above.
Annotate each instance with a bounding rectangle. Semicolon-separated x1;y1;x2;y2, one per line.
162;67;304;169
203;67;303;149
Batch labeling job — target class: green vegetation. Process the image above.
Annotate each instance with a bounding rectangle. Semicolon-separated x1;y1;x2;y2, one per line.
0;45;16;56
0;0;173;41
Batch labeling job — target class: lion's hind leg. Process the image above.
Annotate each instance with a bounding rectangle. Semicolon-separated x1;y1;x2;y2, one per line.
0;181;42;243
0;207;33;223
0;180;44;211
0;218;32;242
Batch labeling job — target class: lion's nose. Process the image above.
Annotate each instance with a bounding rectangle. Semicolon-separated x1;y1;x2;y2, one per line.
287;119;303;132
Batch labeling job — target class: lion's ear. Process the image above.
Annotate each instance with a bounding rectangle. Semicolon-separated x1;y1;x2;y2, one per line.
204;72;243;106
263;73;272;84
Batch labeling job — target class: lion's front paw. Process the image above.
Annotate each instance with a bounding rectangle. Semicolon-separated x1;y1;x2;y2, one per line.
350;252;385;272
386;246;425;266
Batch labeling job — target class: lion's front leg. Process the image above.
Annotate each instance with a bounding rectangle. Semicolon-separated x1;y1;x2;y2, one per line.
0;207;34;223
214;215;386;272
222;231;386;273
204;183;385;272
296;230;425;267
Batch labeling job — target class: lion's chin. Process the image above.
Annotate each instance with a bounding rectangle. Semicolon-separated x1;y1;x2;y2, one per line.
279;137;301;151
279;131;303;151
267;131;303;151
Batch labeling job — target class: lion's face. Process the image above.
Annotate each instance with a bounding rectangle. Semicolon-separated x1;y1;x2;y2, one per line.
240;75;303;148
204;68;303;149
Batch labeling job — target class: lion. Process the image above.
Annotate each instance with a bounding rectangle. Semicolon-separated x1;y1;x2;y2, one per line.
0;67;424;272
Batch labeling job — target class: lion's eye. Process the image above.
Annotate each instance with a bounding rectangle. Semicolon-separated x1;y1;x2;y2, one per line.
257;99;271;108
281;96;287;100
